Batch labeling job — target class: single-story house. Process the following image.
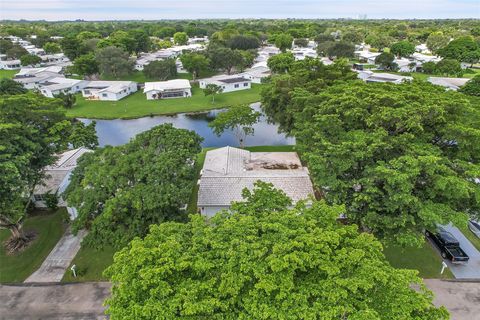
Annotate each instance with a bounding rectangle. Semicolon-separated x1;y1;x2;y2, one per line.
13;66;64;89
39;77;88;98
1;59;21;70
197;146;315;217
82;81;138;101
355;50;382;64
40;53;71;67
357;71;413;84
411;53;441;64
291;47;318;60
144;79;192;99
415;43;431;54
394;58;418;72
240;66;271;84
427;77;471;91
33;147;92;220
199;74;251;93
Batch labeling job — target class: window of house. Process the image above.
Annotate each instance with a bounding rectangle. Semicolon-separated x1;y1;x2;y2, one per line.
34;194;44;202
84;90;90;94
243;83;248;87
234;84;239;88
102;93;107;97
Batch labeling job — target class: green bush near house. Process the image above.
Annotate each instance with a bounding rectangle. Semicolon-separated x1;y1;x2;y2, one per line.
0;209;67;283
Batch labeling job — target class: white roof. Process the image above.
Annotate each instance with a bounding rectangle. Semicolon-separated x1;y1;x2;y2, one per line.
16;66;63;76
358;71;413;83
411;53;441;63
198;146;314;206
241;66;271;78
200;74;251;85
2;60;20;65
84;81;136;94
355;51;382;59
40;77;85;91
34;148;92;195
428;77;470;90
144;79;191;92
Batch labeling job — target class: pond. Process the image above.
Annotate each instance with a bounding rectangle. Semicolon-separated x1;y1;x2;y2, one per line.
81;103;295;147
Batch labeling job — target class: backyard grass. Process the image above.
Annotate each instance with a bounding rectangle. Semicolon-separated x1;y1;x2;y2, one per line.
0;209;67;283
383;240;454;279
65;84;263;119
457;223;480;252
62;245;116;282
0;69;18;79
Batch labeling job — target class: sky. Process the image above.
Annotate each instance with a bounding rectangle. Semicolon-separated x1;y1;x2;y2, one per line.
0;0;479;21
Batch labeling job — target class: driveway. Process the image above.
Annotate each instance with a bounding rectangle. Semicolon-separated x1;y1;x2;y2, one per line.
424;279;480;320
25;229;87;283
439;224;480;279
0;282;111;320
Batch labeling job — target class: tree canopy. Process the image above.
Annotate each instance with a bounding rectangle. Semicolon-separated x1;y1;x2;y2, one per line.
95;46;134;79
0;93;97;251
143;59;177;80
105;182;448;320
293;81;480;245
390;40;415;58
208;104;260;147
179;53;210;80
438;36;480;64
64;124;202;249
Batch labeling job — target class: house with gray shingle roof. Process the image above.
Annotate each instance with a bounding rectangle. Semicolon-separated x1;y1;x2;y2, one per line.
197;146;315;217
33;147;92;219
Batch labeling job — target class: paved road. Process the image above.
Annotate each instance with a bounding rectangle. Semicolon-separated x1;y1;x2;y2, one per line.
0;282;111;320
440;224;480;279
425;279;480;320
25;229;87;283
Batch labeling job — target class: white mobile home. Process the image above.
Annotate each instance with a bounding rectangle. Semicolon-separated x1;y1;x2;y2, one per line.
39;78;88;98
357;71;413;84
13;66;64;89
144;79;192;99
1;60;21;70
240;66;271;84
82;81;138;101
199;75;251;93
427;77;470;91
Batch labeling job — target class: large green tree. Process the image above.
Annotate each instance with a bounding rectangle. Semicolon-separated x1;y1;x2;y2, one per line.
20;54;41;67
95;46;134;79
375;52;398;71
105;182;448;320
294;82;480;245
0;78;27;95
426;32;449;54
173;32;188;45
179;53;210;80
273;33;293;52
390;40;415;58
267;52;295;74
143;59;177;80
459;75;480;96
0;93;92;251
209;104;260;147
72;53;99;77
438;36;480;65
261;58;356;133
64;124;202;249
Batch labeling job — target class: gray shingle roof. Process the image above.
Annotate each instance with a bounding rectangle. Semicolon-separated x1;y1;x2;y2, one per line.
198;146;314;206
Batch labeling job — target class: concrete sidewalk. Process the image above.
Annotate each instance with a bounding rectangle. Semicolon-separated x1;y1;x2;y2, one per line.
424;279;480;320
0;282;111;320
25;228;87;283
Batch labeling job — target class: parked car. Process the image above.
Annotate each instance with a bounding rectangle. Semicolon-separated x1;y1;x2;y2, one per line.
468;220;480;239
425;227;469;264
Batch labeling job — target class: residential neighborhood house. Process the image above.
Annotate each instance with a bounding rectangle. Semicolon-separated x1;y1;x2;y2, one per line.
197;146;315;217
427;77;471;91
199;74;251;93
39;77;88;98
357;71;413;84
81;81;138;101
144;79;192;99
32;147;92;220
13;66;64;89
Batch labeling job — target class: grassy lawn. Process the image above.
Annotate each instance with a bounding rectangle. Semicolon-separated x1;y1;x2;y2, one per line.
186;145;296;214
65;84;263;119
457;223;480;252
62;245;116;282
0;209;67;283
383;240;454;279
0;69;18;79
